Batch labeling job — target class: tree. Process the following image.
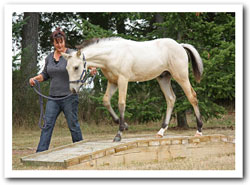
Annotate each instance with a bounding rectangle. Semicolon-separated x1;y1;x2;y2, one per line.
20;12;39;82
149;12;235;121
12;12;40;128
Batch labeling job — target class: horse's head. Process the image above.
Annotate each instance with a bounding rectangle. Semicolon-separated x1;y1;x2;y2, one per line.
61;50;87;93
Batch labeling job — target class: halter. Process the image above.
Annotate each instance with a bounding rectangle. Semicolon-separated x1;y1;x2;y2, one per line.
69;54;88;84
69;53;96;88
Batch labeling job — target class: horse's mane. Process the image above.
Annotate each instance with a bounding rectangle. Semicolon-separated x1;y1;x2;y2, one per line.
75;37;122;50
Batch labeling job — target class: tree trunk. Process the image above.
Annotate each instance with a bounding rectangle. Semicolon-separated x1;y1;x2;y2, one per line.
177;111;189;129
116;16;126;34
20;12;39;84
154;13;166;37
176;29;188;129
155;13;164;23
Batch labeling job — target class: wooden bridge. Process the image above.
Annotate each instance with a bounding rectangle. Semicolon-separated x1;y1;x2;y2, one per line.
21;134;235;169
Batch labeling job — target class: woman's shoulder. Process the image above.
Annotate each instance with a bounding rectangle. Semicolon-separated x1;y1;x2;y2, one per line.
44;52;54;64
45;51;54;59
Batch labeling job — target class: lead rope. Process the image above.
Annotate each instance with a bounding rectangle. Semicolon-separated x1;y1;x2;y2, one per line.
37;81;46;129
33;80;47;129
32;80;73;129
32;74;96;129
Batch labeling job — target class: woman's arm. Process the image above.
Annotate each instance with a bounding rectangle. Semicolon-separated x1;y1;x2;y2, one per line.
29;74;44;86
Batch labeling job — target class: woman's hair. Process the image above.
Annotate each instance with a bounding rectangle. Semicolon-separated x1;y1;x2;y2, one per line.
50;27;66;43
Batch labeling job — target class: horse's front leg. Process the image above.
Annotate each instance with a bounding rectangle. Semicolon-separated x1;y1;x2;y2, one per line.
103;81;119;124
113;77;128;142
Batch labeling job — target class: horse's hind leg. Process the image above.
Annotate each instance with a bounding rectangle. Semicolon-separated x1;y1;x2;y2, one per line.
175;78;203;136
156;71;176;137
103;81;119;124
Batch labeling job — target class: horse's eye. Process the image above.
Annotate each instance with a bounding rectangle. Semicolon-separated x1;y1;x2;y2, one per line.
74;66;79;71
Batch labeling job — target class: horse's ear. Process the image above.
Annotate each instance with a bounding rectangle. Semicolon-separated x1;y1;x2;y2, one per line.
76;50;81;58
61;52;71;60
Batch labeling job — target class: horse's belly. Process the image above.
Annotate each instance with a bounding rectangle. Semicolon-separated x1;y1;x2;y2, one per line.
129;70;165;82
129;75;158;82
129;60;167;82
101;69;118;83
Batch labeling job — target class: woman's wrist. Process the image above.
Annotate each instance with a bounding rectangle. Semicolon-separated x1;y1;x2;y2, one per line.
34;74;44;82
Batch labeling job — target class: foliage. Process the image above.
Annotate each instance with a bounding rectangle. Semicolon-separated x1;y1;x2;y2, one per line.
146;13;235;120
72;17;115;40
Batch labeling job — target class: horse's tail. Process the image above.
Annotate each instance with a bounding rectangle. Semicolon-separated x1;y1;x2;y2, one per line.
181;43;203;83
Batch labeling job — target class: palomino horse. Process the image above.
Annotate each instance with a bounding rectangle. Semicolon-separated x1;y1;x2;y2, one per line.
62;37;203;142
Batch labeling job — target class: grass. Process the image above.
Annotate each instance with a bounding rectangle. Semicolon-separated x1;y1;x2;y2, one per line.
12;112;235;170
94;153;235;170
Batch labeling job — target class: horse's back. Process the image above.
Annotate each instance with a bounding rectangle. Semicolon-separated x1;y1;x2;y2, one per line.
121;38;186;63
110;38;178;81
103;37;188;82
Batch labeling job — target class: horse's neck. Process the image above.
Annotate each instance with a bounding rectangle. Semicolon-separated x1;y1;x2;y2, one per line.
83;45;113;68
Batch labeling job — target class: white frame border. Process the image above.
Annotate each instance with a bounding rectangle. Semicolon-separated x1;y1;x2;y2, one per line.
4;4;243;178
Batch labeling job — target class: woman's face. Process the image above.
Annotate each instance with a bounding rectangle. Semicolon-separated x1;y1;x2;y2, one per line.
53;38;65;53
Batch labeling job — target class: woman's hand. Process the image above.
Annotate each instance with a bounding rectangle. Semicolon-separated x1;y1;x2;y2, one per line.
29;74;44;86
90;67;97;76
29;77;36;86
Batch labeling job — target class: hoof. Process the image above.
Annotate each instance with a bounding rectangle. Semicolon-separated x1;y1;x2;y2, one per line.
124;122;128;130
195;130;202;137
113;134;122;142
156;134;163;138
119;122;128;131
156;128;165;138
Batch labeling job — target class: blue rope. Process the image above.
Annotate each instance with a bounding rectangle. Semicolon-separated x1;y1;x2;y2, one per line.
32;80;73;129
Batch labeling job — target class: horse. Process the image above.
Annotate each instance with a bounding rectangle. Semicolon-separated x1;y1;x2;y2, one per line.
61;37;204;142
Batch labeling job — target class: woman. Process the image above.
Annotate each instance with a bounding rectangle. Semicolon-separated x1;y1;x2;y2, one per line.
29;27;96;152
